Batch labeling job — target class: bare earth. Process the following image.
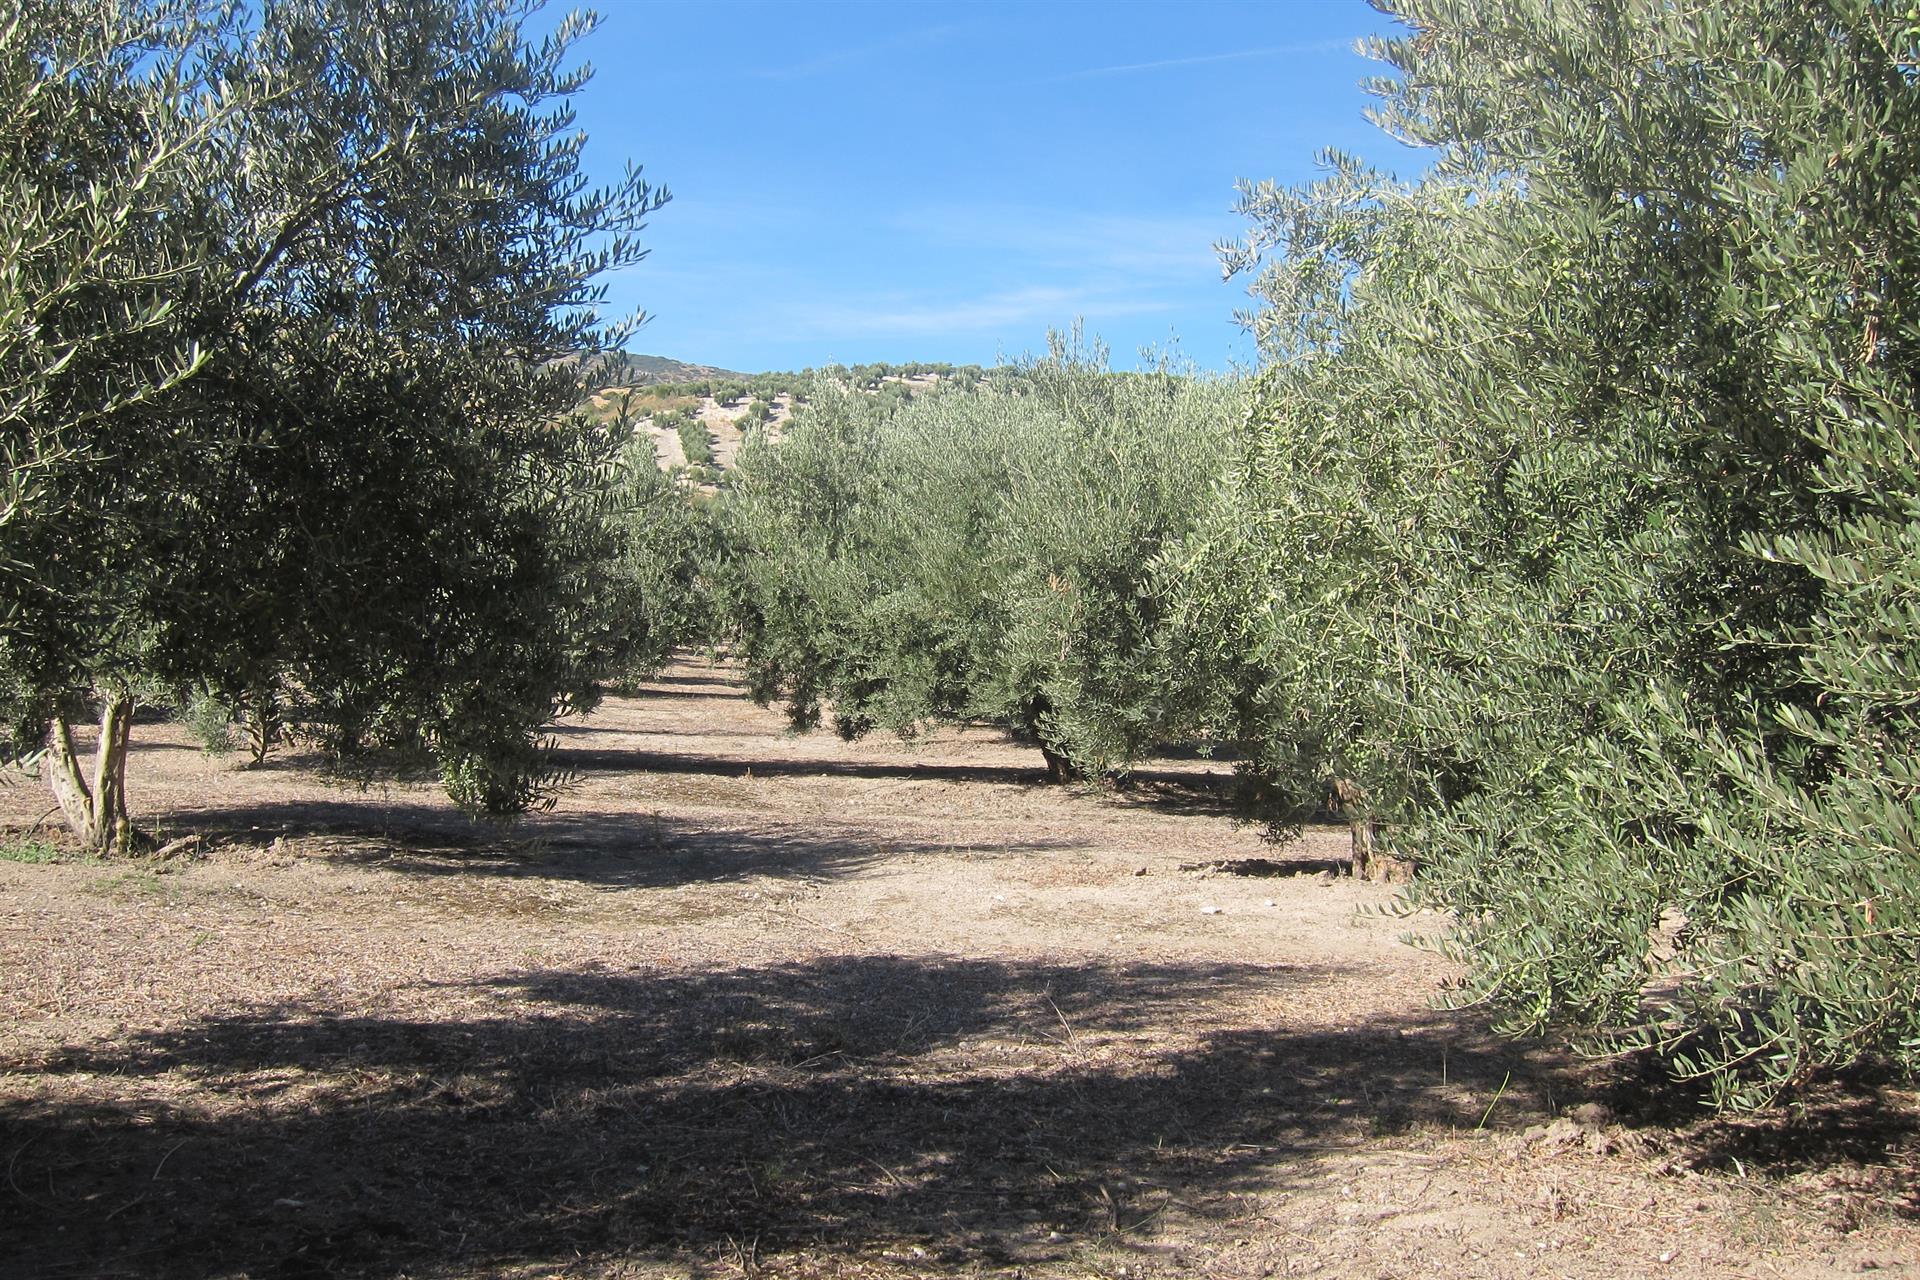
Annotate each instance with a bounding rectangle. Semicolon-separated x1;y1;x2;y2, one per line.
635;394;793;474
2;660;1915;1279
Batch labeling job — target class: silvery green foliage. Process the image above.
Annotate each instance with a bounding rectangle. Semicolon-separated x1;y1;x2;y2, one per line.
601;441;722;687
2;0;668;821
1176;0;1919;1104
720;336;1237;774
676;413;715;469
0;0;229;756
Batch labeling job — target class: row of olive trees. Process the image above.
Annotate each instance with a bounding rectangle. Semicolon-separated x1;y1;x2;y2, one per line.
712;333;1236;779
2;0;672;850
1159;0;1919;1106
692;0;1919;1107
643;362;986;406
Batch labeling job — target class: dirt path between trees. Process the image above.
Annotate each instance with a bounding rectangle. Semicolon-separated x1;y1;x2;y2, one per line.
2;660;1915;1278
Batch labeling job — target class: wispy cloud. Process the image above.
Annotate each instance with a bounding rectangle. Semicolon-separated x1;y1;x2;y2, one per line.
898;204;1233;280
750;23;963;81
1044;38;1351;82
616;203;1230;361
809;285;1176;337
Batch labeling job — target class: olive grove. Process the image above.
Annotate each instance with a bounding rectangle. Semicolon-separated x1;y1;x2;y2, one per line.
12;0;1920;1111
716;334;1237;779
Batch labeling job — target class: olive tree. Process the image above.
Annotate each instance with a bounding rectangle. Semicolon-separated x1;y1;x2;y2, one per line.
2;0;240;849
1176;0;1920;1102
601;442;723;686
3;0;668;849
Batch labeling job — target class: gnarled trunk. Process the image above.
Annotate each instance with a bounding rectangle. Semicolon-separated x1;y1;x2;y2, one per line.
46;693;140;854
1329;778;1413;883
245;684;280;766
1039;742;1080;784
1331;776;1399;882
1349;811;1380;881
1021;691;1080;784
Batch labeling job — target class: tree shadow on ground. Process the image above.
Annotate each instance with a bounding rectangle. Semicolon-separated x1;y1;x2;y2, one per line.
622;670;748;697
544;745;1258;820
1180;855;1355;878
1586;1044;1920;1199
1101;769;1245;819
136;718;1245;875
154;801;1093;890
546;721;770;742
548;744;1065;788
0;954;1555;1280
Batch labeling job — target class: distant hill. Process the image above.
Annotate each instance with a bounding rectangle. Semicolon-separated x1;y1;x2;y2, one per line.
586;358;988;490
603;352;749;385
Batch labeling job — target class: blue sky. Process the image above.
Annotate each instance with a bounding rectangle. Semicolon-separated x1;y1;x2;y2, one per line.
573;0;1423;373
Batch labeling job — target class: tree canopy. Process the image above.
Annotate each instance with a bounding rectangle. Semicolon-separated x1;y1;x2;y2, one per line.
2;0;667;848
1171;0;1920;1104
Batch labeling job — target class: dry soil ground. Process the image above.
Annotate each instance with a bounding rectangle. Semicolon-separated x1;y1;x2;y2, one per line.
2;660;1916;1279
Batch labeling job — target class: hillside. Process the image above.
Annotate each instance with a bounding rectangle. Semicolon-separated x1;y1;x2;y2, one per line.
602;352;748;385
586;359;987;487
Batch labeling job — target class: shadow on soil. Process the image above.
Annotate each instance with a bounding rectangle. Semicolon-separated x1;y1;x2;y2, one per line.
1589;1047;1920;1189
1;954;1550;1279
546;740;1243;816
1179;856;1355;878
140;719;1250;883
550;743;1065;787
621;670;747;696
155;800;1093;889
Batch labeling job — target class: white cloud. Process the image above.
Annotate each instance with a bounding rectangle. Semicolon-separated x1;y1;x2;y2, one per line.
611;201;1231;361
808;285;1176;337
1045;38;1352;82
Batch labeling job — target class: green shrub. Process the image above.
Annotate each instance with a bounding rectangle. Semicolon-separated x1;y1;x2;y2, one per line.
178;689;236;757
601;444;720;684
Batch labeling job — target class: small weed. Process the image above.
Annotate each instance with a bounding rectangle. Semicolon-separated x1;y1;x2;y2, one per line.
0;836;67;864
89;869;180;903
1476;1070;1515;1130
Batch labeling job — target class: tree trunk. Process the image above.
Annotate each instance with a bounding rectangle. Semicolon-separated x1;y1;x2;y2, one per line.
1349;814;1379;881
1331;776;1387;881
1331;778;1410;883
45;715;95;845
45;694;140;854
1022;692;1079;784
1039;742;1080;784
246;685;278;766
